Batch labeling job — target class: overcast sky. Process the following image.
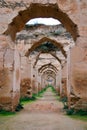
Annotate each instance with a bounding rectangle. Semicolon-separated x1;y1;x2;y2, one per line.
26;18;61;25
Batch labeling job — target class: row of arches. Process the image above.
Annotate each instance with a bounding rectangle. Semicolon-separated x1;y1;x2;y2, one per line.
0;0;87;111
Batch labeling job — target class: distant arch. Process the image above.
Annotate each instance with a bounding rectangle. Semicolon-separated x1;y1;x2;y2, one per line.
39;63;58;73
25;37;67;57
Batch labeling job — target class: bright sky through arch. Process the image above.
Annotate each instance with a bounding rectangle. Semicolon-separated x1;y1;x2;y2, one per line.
26;18;61;26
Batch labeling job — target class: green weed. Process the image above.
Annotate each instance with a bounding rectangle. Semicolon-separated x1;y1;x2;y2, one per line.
0;110;15;116
69;115;87;121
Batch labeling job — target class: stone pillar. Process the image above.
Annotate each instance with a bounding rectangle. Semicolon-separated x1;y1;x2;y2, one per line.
59;66;62;96
70;44;87;110
66;49;71;107
41;74;45;89
27;59;33;97
0;43;21;111
12;46;21;111
61;63;67;98
55;72;60;93
34;67;38;94
37;72;42;92
20;57;32;98
21;56;30;79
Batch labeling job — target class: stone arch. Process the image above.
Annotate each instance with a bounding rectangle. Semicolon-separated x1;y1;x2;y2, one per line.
3;3;78;41
39;63;58;73
25;37;67;58
43;70;56;77
40;68;57;75
42;70;56;86
33;51;62;68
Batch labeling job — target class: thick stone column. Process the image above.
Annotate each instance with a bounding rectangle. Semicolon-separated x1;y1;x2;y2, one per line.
33;67;39;94
61;63;67;98
66;49;71;107
0;43;21;111
12;46;21;111
41;74;45;89
27;59;33;97
20;57;32;98
55;71;60;93
37;71;42;92
70;44;87;110
59;66;62;96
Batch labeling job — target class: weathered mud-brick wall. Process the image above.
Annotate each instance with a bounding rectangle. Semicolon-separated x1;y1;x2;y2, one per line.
70;46;87;110
0;35;21;111
61;78;67;98
12;47;21;111
20;57;30;79
32;79;37;94
61;63;67;98
20;78;31;98
55;70;61;94
38;82;41;92
0;35;14;111
20;56;32;97
36;72;42;92
58;0;87;109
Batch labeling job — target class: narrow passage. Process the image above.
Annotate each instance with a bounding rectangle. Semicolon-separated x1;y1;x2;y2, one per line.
0;88;87;130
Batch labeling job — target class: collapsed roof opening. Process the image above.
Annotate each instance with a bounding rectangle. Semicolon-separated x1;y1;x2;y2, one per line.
26;18;61;26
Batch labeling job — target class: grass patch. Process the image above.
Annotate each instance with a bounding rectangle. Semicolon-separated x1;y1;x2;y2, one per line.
59;98;87;122
0;103;23;116
20;87;48;105
60;97;68;110
20;95;36;102
65;107;87;121
50;85;56;93
0;110;15;116
20;95;37;105
15;103;24;112
47;85;60;100
37;87;47;97
66;109;87;116
69;115;87;121
60;96;87;122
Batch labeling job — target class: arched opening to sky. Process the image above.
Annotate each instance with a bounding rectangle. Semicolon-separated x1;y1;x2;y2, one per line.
26;18;61;26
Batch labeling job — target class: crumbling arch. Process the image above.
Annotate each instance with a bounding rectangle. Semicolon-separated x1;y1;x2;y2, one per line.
39;63;58;73
42;69;56;75
33;51;62;68
41;69;57;76
43;73;56;79
25;37;67;57
4;3;78;41
42;70;56;86
42;69;56;78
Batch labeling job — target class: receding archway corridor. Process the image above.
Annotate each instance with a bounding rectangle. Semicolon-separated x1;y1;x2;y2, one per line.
0;87;87;130
0;1;87;130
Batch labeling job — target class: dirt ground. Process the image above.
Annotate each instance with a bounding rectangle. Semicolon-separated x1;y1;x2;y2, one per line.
0;88;87;130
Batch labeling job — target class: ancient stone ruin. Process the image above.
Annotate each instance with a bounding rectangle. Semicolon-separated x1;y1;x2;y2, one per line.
0;0;87;111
